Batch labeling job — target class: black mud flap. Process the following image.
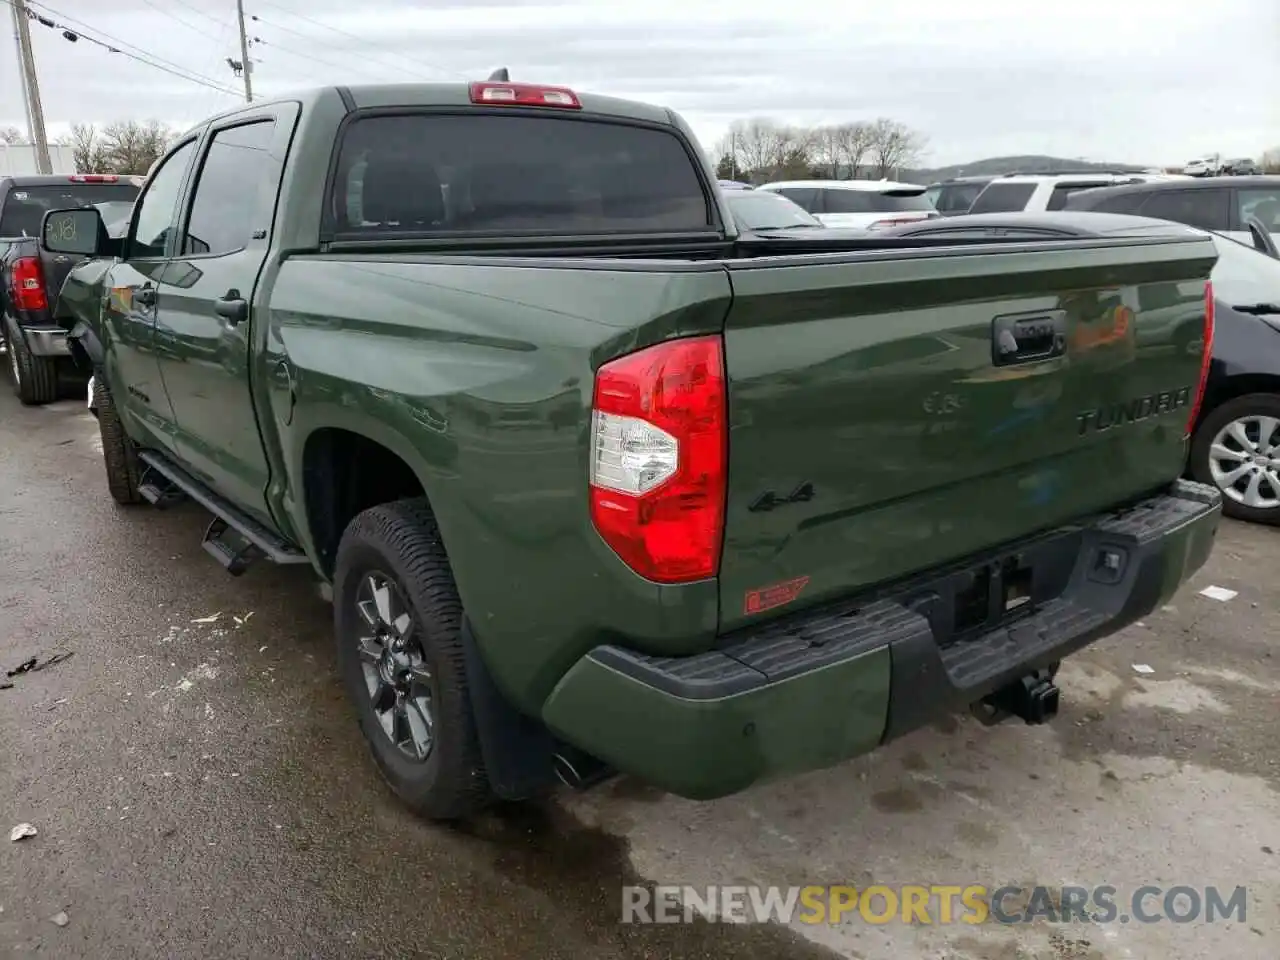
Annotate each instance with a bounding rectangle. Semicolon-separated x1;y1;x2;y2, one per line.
460;618;557;801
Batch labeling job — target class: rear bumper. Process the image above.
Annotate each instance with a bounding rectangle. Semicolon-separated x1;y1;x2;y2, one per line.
21;327;69;357
542;480;1222;800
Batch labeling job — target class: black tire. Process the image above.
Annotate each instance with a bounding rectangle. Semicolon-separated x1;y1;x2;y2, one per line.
1189;392;1280;525
333;499;492;820
4;320;58;405
93;376;143;505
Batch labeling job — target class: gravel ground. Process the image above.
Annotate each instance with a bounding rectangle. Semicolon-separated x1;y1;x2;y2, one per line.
1;391;1276;959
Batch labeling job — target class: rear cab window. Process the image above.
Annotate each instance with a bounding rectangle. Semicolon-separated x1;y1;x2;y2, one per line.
327;113;714;239
820;188;932;214
968;182;1036;213
0;179;140;239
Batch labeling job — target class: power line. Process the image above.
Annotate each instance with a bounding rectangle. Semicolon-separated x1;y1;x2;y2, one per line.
249;14;417;81
10;0;242;96
250;1;467;79
168;0;230;28
138;0;217;38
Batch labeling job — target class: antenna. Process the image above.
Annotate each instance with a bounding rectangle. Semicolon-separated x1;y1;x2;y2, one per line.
487;67;509;82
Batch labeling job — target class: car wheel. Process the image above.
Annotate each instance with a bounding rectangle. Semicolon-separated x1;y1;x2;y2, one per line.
4;319;58;405
92;375;143;505
1189;392;1280;524
333;498;492;820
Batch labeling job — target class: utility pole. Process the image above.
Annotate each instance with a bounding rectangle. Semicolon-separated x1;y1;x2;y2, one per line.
11;0;51;173
235;0;253;102
10;2;36;143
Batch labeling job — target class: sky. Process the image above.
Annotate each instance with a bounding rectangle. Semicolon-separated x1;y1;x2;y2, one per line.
2;0;1278;169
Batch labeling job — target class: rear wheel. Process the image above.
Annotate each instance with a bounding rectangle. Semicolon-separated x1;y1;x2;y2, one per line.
4;320;58;405
1189;393;1280;524
333;498;492;820
93;376;143;506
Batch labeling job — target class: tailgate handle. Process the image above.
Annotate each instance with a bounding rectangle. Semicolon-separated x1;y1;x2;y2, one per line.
992;310;1066;366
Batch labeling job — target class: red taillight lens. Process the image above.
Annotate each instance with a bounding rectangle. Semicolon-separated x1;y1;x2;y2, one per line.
589;335;727;584
68;174;118;183
469;81;581;109
10;256;47;311
1186;280;1215;437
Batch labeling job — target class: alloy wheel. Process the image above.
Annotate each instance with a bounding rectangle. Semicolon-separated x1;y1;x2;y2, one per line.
354;571;435;762
1207;414;1280;510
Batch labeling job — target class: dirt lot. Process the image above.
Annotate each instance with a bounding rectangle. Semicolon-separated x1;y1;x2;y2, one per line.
1;391;1276;959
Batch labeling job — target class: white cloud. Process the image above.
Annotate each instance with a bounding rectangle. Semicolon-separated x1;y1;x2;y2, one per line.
3;0;1277;167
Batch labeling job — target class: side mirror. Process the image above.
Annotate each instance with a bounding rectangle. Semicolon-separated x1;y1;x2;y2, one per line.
1246;215;1279;259
40;207;108;258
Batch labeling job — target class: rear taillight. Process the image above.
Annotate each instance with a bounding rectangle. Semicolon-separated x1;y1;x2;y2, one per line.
10;256;47;311
1186;280;1215;437
589;335;726;583
69;174;119;183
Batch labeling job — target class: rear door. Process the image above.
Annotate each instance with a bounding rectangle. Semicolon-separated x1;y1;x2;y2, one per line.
152;105;297;525
716;237;1217;631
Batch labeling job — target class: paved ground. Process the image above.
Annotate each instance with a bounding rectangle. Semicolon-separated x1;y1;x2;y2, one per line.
1;389;1276;960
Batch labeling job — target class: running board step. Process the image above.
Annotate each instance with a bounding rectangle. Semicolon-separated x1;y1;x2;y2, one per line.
203;517;261;577
137;466;187;508
137;450;309;571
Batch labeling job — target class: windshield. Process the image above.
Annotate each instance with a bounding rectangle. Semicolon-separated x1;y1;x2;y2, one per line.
0;182;141;238
726;190;823;230
934;181;989;214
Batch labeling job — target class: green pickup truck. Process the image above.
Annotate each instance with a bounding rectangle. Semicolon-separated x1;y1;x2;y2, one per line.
42;79;1223;820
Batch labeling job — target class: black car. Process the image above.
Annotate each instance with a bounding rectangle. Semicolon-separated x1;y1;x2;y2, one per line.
1063;174;1280;247
883;211;1280;524
0;174;141;404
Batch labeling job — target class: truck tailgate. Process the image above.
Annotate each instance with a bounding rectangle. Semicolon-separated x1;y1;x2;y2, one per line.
717;236;1217;632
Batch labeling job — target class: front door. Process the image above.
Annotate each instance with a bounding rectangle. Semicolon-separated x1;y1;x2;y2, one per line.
151;110;294;526
103;137;200;455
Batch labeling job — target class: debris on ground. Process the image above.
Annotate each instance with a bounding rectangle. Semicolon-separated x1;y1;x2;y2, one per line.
1132;664;1155;675
5;652;75;678
49;911;69;927
1199;585;1238;602
234;612;254;627
9;823;37;842
191;613;222;624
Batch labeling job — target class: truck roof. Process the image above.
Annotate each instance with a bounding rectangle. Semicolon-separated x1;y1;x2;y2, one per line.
192;81;678;133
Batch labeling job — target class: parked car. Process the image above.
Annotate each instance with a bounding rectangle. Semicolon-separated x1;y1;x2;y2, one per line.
756;178;939;230
883;210;1280;523
1222;158;1261;176
717;178;753;190
45;80;1220;820
0;174;141;403
1183;158;1221;177
925;176;994;216
966;173;1167;216
1063;175;1280;246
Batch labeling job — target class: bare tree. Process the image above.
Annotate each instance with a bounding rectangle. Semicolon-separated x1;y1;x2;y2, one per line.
725;118;792;180
810;126;842;178
57;123;107;173
0;126;27;145
867;118;927;179
98;119;174;175
833;121;875;179
1263;147;1280;173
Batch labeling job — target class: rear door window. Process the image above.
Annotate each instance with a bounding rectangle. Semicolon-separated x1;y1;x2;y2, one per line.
772;188;819;212
1136;189;1231;232
934;182;988;214
1236;186;1280;231
968;182;1036;213
1066;190;1148;214
329;114;712;238
181;120;277;256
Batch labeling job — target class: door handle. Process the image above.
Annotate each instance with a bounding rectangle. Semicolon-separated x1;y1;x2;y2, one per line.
992;310;1066;366
134;285;157;307
215;289;249;326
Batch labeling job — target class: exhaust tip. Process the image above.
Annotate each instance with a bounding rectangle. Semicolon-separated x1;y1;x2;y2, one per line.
552;747;613;791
